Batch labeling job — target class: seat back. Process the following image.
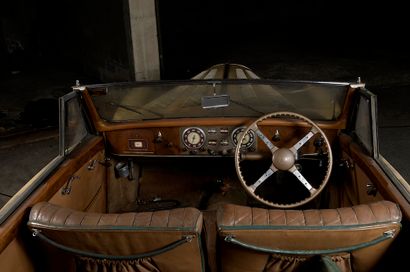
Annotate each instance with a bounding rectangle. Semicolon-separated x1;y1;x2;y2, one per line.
217;201;401;272
27;202;205;272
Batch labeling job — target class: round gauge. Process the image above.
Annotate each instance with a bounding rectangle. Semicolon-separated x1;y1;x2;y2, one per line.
182;127;206;149
232;127;255;149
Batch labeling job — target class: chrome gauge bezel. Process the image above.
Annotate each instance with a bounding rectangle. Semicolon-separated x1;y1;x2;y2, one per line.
232;127;255;149
182;127;206;149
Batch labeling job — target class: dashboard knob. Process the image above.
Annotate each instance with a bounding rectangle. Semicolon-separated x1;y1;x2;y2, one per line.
208;149;216;155
221;149;229;156
154;131;163;143
272;129;281;142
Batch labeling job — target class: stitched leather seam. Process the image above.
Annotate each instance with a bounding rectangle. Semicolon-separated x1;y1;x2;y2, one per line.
79;213;86;226
251;207;254;226
266;209;269;225
96;214;102;226
36;203;47;221
166;210;170;227
319;210;323;226
149;212;153;227
132;213;138;227
48;206;60;224
114;214;120;225
336;209;342;225
62;210;71;226
233;206;236;227
368;204;377;222
351;206;359;224
301;210;306;226
63;210;74;225
386;203;393;220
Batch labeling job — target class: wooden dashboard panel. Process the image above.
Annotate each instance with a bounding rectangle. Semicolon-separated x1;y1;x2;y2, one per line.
105;122;339;157
106;128;181;155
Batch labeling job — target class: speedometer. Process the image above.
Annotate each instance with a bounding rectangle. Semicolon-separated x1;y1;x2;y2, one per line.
182;127;206;149
232;127;255;149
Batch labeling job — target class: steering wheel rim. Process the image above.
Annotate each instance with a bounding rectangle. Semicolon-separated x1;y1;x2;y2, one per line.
234;111;333;208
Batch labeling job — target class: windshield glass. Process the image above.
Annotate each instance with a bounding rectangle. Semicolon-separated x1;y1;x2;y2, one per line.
89;81;348;122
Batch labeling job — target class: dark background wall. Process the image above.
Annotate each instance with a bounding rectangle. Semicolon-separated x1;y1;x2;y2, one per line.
1;0;409;81
157;0;410;79
0;0;132;82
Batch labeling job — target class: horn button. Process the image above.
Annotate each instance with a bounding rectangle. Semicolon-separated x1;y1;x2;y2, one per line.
272;148;295;170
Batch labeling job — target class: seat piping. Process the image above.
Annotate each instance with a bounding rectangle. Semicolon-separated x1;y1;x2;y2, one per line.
32;229;194;260
224;228;398;255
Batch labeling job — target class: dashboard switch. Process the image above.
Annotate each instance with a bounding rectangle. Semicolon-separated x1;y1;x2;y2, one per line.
154;131;164;143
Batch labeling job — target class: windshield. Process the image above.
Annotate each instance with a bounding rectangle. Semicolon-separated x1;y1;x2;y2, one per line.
89;81;348;122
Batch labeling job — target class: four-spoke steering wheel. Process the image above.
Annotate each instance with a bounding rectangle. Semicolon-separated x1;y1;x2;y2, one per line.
234;112;333;208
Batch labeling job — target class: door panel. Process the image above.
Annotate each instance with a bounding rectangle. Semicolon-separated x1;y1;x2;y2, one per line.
0;238;34;272
339;150;383;207
338;133;410;218
49;150;106;213
0;137;105;272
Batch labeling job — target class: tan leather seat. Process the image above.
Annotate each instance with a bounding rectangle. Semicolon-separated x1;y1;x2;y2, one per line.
217;201;402;272
27;202;205;272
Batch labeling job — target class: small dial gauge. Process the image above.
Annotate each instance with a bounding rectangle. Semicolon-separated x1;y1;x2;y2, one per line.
182;127;206;149
232;127;255;149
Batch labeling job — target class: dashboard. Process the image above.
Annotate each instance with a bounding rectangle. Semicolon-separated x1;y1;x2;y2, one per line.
105;125;257;157
103;120;337;158
180;126;256;155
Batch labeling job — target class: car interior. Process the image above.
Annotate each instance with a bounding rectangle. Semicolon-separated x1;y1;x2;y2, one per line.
0;64;408;272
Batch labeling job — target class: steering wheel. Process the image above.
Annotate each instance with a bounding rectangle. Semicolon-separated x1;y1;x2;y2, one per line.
234;112;333;208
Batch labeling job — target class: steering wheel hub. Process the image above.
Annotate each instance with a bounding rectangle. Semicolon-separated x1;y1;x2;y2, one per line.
272;148;295;170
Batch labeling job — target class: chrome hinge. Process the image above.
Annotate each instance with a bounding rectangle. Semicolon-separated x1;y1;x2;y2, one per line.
61;175;80;195
183;235;194;243
32;229;41;237
350;78;366;89
384;229;396;238
350;83;366;89
224;235;235;242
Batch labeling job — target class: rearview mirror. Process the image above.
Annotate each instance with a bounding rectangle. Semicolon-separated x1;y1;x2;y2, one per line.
201;94;230;109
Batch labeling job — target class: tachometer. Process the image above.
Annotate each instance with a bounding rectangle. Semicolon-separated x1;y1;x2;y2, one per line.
232;127;255;149
182;127;206;149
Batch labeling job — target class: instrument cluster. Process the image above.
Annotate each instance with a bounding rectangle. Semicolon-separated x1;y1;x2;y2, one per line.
180;126;256;156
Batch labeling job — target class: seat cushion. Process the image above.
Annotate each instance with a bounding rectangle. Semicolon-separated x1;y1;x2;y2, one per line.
217;201;401;272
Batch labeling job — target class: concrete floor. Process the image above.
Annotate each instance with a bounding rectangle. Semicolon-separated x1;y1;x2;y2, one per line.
374;85;410;181
0;135;59;206
0;56;410;208
0;69;77;207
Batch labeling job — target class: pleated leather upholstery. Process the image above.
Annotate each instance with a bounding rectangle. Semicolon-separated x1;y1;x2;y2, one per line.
28;202;205;272
218;200;401;228
217;201;402;272
29;202;202;231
